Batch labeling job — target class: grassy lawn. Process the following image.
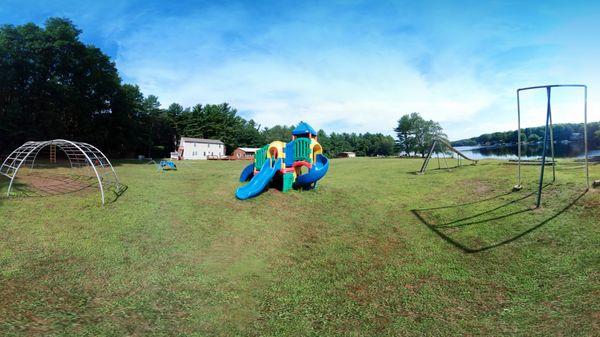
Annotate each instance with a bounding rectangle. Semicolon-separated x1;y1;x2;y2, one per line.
0;158;598;336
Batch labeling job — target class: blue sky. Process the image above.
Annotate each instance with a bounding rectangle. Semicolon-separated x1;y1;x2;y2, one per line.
2;0;599;140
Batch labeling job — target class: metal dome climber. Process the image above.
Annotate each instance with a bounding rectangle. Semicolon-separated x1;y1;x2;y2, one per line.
0;139;120;205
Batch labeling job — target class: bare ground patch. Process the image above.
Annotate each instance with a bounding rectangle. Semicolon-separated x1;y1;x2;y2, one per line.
10;173;96;197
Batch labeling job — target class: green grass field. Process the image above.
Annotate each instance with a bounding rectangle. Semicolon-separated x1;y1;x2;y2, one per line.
1;158;599;336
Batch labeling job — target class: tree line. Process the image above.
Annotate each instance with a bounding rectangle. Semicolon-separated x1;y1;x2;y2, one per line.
0;18;397;158
452;122;600;148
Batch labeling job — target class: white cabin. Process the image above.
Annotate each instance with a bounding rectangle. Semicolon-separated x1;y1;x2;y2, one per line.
178;137;225;160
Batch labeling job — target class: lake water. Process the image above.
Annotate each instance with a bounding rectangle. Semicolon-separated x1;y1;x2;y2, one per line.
455;142;600;160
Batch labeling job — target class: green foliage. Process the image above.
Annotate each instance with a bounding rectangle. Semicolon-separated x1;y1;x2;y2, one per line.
0;19;266;157
0;18;121;153
453;122;600;148
395;113;446;157
528;133;541;143
175;103;262;153
262;125;294;144
321;132;396;157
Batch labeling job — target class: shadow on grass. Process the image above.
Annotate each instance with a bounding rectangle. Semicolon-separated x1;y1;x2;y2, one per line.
417;190;516;211
2;174;96;198
411;187;588;253
408;161;488;175
108;183;128;203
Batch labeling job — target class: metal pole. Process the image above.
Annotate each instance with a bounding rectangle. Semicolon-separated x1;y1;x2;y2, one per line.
5;142;49;197
584;86;590;189
517;90;522;188
548;95;556;182
419;140;437;174
516;84;588;198
536;87;552;208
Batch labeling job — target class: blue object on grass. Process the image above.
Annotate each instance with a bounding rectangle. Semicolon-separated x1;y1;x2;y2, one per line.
295;154;329;189
158;160;177;171
235;159;282;200
239;163;254;182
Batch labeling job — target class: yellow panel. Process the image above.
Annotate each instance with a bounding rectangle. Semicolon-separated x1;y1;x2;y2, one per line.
310;139;323;162
266;141;286;170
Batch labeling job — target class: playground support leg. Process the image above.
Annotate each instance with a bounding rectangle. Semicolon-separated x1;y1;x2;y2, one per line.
515;84;589;195
418;140;437;174
536;87;552;208
516;91;522;190
584;86;590;189
549;107;556;182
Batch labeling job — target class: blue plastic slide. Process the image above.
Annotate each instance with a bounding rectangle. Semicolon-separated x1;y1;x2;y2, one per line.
296;154;329;188
235;159;282;199
239;163;254;182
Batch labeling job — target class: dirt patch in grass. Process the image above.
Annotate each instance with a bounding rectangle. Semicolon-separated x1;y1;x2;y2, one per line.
12;173;96;197
581;189;600;208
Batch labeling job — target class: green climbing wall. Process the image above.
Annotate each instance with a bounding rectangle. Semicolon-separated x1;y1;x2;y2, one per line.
282;172;295;192
254;145;269;169
294;138;312;163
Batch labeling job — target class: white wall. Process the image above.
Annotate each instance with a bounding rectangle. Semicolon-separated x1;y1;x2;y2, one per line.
182;141;224;160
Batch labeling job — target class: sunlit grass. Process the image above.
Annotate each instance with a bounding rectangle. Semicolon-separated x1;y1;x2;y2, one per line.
0;158;598;336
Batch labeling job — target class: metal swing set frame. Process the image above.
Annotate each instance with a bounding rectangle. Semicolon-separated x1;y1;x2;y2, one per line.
514;84;590;208
418;137;478;174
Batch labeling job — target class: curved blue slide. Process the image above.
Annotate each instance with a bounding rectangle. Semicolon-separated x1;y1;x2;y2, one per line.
239;163;254;182
235;159;282;200
296;154;329;188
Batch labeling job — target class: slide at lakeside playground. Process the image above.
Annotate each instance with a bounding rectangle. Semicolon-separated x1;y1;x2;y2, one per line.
419;137;478;174
236;159;282;200
295;154;329;188
235;121;330;200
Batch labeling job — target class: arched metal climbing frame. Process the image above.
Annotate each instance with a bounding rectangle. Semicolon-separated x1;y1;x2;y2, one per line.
0;139;120;205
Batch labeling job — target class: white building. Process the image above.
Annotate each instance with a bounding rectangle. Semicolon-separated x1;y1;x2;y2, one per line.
178;137;225;160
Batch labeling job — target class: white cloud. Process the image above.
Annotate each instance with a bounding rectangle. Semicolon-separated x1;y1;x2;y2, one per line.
111;2;600;141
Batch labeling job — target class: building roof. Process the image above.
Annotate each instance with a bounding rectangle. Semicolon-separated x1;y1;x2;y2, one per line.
292;121;317;136
237;147;260;152
180;137;224;144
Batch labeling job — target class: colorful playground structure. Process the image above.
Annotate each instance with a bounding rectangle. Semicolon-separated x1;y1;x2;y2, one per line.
157;160;177;172
236;121;329;200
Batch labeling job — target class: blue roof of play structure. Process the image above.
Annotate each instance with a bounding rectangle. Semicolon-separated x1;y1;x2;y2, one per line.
292;121;317;136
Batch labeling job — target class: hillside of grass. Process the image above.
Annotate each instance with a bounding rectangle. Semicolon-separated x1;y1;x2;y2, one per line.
0;158;598;336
